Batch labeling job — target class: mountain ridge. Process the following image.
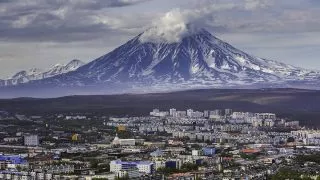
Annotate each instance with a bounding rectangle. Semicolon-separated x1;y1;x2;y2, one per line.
0;59;85;87
0;27;320;97
38;28;320;86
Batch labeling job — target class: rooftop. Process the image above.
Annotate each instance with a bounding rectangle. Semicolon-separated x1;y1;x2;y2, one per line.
111;160;153;165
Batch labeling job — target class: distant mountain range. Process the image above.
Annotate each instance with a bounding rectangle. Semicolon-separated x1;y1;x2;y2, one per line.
0;59;84;87
1;88;320;127
0;27;319;98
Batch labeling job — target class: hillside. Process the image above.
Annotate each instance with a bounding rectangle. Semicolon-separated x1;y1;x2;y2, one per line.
0;88;319;127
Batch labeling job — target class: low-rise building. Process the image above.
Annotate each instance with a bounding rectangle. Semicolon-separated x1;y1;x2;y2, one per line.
110;160;154;174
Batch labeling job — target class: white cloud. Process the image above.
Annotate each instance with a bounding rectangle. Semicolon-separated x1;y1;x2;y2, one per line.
1;0;320;77
139;9;195;43
244;0;274;10
11;14;37;28
0;0;155;42
139;3;236;43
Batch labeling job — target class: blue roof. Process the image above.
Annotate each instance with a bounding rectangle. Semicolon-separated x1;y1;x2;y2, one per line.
0;171;24;175
0;155;27;164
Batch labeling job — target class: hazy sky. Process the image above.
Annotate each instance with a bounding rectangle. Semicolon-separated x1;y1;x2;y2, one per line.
1;0;320;78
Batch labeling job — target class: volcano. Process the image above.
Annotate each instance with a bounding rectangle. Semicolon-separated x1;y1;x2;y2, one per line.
1;27;319;98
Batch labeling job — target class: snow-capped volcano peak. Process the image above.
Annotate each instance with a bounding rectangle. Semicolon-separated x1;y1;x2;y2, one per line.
139;23;202;43
41;27;317;90
1;27;320;97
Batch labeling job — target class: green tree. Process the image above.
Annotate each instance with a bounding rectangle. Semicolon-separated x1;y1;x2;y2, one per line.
180;163;199;172
97;163;110;173
271;168;302;180
240;153;258;160
90;159;99;169
157;167;179;175
287;137;295;143
115;174;129;180
301;177;313;180
16;166;22;172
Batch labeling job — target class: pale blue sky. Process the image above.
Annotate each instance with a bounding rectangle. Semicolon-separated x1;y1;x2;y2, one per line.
0;0;320;78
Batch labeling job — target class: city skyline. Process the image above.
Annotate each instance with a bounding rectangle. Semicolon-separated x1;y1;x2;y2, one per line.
1;0;320;78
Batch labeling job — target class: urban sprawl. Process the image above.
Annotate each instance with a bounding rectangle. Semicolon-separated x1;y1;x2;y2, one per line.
0;108;319;180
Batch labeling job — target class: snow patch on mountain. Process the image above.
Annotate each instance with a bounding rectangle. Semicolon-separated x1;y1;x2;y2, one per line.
35;28;319;91
2;27;320;97
59;28;319;91
1;59;85;86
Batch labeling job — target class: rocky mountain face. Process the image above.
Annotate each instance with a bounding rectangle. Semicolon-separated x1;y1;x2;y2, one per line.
32;29;320;87
1;28;319;97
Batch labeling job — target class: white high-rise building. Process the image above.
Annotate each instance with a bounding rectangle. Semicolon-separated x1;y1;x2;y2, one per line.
204;110;209;118
225;109;233;116
169;108;177;117
176;111;187;117
264;119;275;127
192;150;201;156
24;135;39;146
187;109;193;117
